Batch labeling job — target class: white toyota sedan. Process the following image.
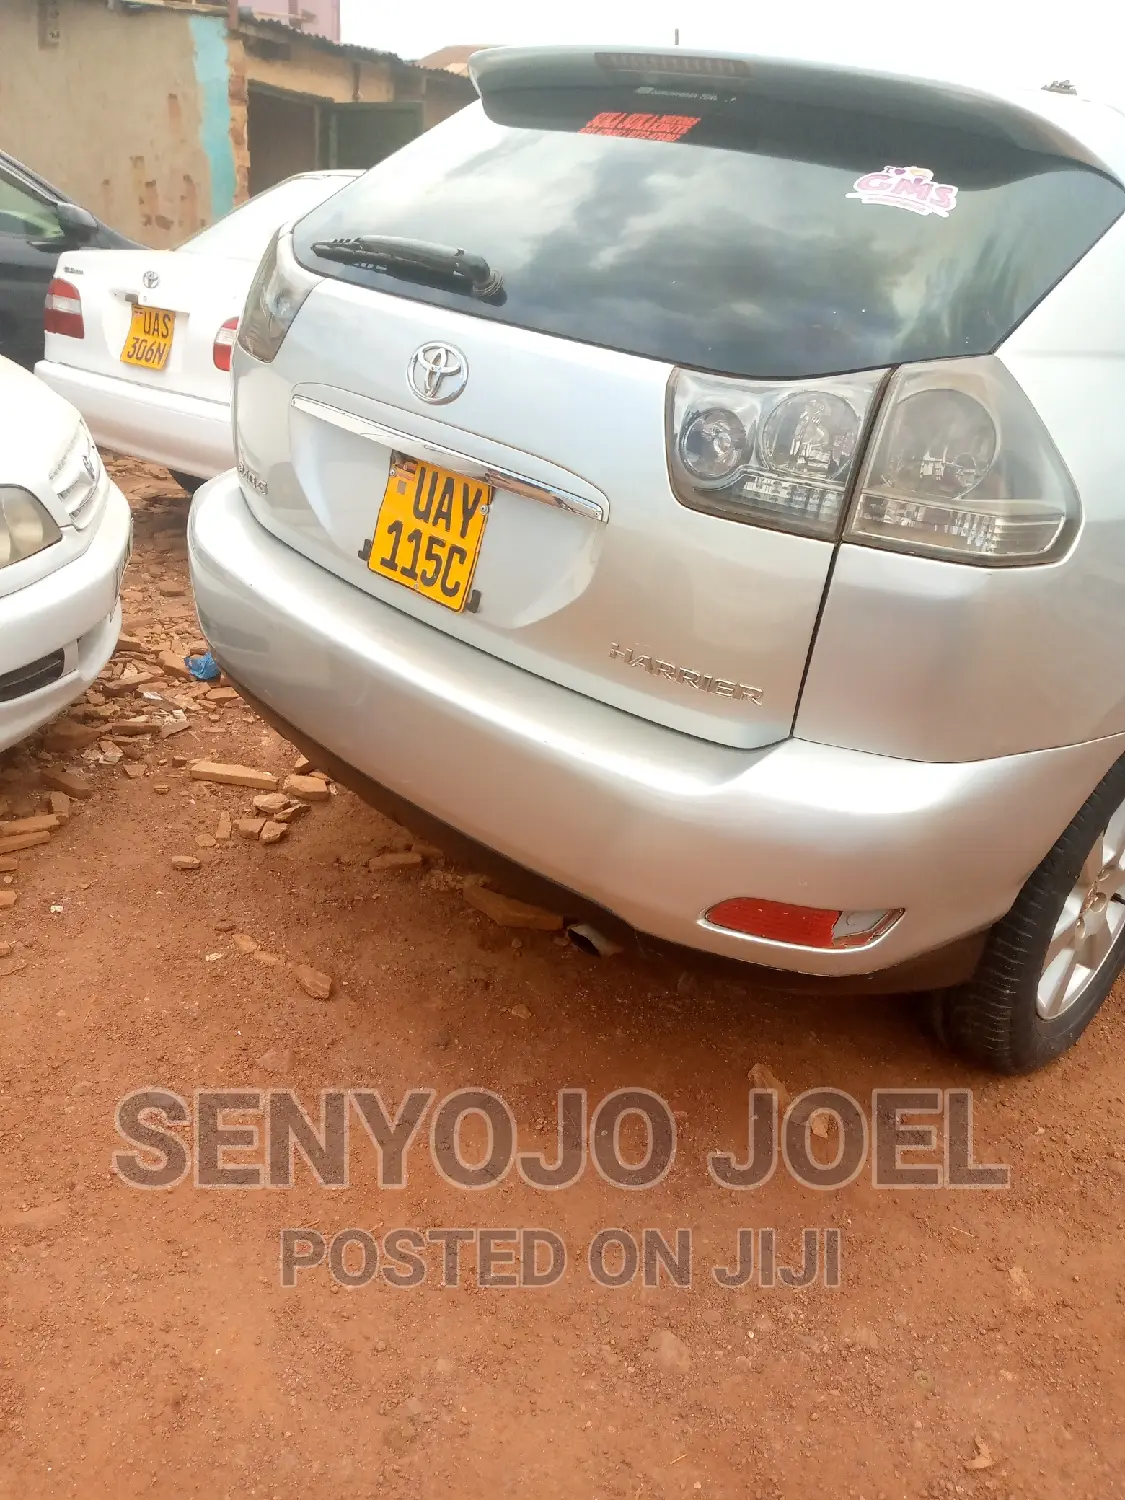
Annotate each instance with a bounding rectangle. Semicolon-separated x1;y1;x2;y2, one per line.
0;355;131;753
36;171;358;494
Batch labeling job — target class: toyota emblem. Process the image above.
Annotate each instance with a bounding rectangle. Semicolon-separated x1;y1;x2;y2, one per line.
142;269;160;290
407;342;468;405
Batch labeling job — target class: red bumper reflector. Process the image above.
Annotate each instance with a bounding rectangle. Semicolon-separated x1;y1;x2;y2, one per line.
707;898;839;946
705;898;901;949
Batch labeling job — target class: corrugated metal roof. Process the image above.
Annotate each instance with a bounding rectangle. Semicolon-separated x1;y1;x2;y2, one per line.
238;13;475;78
417;45;495;74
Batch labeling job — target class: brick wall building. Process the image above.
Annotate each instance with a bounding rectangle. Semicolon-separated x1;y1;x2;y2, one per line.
0;0;474;246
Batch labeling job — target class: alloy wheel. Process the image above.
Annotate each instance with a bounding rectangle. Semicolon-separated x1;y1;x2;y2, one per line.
1037;794;1125;1019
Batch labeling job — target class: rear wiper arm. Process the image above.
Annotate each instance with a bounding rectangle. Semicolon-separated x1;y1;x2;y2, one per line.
310;236;504;300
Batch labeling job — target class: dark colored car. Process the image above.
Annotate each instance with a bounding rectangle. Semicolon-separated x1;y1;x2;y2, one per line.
0;149;138;370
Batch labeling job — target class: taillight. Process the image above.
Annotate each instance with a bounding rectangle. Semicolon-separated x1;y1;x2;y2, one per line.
237;229;319;364
44;278;84;339
668;367;885;539
845;356;1080;565
213;317;239;371
667;355;1080;566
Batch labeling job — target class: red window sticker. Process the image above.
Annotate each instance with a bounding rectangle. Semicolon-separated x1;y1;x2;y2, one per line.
846;165;959;218
580;111;700;143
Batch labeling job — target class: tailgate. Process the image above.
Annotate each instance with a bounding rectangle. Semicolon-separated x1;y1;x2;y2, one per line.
237;285;834;750
234;53;1125;749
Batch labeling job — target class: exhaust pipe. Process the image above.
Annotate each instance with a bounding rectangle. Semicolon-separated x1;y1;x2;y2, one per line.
565;922;624;958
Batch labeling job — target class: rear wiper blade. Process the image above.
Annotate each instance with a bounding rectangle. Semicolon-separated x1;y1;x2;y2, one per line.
310;236;504;300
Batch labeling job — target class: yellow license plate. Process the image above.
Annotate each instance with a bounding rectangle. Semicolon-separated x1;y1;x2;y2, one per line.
368;455;491;612
120;304;175;370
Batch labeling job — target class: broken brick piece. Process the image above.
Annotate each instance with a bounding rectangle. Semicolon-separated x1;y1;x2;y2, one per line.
273;803;309;824
462;884;564;931
42;723;102;753
282;774;330;803
110;718;156;737
0;815;59;837
367;851;424;872
252;792;288;815
295;964;333;1001
0;831;51;856
158;650;193;680
42;768;93;800
190;762;279;791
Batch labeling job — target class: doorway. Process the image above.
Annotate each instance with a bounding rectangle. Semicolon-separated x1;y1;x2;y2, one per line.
247;87;424;198
247;86;319;196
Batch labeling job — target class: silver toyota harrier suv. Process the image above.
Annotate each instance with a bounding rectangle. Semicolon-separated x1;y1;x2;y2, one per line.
189;49;1125;1072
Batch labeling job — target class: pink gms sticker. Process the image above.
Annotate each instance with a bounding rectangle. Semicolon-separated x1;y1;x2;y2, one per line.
846;165;959;218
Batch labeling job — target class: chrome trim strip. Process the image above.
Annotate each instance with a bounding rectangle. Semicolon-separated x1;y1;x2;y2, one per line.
292;394;608;523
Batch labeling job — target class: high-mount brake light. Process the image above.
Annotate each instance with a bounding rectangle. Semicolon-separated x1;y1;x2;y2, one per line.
595;52;753;77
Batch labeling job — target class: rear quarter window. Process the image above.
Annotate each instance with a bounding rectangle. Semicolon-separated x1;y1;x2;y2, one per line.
292;86;1125;380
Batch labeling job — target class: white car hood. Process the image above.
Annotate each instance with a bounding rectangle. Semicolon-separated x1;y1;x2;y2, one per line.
0;355;79;485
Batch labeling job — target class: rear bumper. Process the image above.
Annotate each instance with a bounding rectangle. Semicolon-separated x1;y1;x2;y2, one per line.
188;470;1125;977
35;360;233;480
0;483;132;753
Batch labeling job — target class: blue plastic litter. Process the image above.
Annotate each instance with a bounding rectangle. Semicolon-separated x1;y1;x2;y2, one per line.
185;650;221;681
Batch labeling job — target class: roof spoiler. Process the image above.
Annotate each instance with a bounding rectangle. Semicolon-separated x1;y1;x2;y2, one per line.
469;47;1118;177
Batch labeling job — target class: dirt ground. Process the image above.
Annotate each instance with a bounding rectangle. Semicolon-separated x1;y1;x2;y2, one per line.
1;457;1124;1499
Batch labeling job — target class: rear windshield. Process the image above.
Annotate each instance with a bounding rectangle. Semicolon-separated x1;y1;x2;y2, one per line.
292;88;1124;380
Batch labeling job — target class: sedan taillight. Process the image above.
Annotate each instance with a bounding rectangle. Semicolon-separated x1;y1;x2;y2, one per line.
213;317;239;371
44;278;84;339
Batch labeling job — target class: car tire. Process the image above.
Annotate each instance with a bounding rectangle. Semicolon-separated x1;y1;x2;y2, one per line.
932;752;1125;1073
169;470;204;496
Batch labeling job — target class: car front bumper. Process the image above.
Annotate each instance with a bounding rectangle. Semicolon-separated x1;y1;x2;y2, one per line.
35;360;233;481
188;470;1125;977
0;482;132;754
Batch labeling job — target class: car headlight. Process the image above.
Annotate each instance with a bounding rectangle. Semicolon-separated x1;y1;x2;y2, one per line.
0;487;62;569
